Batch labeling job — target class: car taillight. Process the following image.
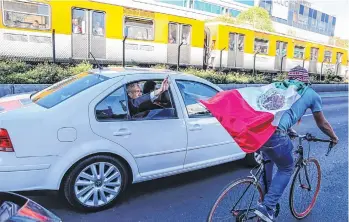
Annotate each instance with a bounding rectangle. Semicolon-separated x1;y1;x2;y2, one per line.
0;128;14;152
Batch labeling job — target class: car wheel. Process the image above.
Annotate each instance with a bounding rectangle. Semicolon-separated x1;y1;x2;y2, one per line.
244;151;262;167
62;155;129;212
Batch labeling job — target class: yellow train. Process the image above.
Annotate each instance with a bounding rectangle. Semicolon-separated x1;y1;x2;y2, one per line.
0;0;347;76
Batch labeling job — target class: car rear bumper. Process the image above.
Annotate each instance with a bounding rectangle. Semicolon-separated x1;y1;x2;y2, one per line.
0;169;51;191
0;153;58;191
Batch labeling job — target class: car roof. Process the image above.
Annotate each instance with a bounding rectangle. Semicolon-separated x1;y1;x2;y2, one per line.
89;67;180;78
88;67;222;91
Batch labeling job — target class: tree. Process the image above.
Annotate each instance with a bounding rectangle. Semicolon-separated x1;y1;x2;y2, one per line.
236;6;274;32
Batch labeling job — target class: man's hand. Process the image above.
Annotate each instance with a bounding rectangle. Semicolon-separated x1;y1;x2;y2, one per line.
287;128;297;140
331;135;339;146
154;78;169;97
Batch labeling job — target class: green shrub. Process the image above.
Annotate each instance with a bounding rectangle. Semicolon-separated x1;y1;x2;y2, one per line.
0;59;345;84
0;59;31;76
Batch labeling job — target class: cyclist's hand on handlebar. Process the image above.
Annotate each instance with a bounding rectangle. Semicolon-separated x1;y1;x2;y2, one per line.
331;136;339;146
287;128;297;139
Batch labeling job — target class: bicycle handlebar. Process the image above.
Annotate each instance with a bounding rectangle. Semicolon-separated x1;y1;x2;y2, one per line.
288;132;334;156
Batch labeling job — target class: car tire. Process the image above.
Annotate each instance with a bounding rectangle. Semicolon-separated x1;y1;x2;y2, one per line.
244;151;262;167
62;155;129;212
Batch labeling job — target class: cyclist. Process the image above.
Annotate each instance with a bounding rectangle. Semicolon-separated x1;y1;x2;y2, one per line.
254;65;339;222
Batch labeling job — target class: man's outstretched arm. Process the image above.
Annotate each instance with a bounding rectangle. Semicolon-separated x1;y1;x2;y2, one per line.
313;111;339;144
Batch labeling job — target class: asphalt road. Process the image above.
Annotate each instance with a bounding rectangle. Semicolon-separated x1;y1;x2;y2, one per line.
27;94;348;222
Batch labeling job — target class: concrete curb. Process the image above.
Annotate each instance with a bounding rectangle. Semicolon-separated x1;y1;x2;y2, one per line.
0;83;347;98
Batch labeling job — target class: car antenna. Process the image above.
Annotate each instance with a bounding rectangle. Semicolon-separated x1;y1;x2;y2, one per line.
89;52;103;71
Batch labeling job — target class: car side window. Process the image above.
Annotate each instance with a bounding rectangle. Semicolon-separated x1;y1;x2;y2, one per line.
176;80;218;118
95;87;128;121
126;79;177;121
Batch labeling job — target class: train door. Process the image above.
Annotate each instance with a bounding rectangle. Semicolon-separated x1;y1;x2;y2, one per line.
274;41;287;70
203;27;211;69
309;47;319;73
167;23;191;65
72;8;106;59
336;52;343;74
227;33;244;68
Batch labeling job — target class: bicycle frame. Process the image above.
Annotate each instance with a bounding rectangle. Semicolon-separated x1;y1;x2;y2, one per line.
229;136;310;221
218;133;332;222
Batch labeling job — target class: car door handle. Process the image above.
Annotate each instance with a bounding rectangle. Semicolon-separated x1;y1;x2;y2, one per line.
189;124;202;131
113;129;131;136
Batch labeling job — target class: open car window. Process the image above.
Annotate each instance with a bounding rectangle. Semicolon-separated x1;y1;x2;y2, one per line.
32;72;110;108
95;79;178;121
127;80;177;120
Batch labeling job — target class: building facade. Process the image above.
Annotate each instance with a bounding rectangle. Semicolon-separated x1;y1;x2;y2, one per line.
155;0;338;44
156;0;254;17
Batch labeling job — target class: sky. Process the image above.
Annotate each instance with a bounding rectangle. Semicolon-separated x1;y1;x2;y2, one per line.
307;0;349;39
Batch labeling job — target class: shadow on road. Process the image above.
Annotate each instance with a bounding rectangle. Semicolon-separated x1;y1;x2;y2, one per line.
22;159;249;212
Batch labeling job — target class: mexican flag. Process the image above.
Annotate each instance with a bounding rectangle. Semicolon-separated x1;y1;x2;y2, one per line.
200;80;309;153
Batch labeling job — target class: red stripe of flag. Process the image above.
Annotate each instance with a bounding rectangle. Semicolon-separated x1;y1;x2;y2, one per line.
200;89;276;153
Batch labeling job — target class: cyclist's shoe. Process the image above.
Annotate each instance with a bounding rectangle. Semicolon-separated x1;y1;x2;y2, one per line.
254;203;275;222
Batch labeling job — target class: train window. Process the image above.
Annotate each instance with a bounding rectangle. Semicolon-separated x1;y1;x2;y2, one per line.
124;17;154;41
276;41;287;57
254;38;269;54
2;0;50;30
324;50;332;63
310;47;318;60
168;23;178;44
336;52;343;63
229;33;235;51
294;46;305;59
238;35;244;52
181;25;191;45
72;9;86;34
92;11;105;36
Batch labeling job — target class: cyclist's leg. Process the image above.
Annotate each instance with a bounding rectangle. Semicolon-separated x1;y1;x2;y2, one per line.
259;151;274;194
259;134;294;211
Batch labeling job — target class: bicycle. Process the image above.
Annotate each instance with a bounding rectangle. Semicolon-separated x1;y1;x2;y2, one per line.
207;132;334;222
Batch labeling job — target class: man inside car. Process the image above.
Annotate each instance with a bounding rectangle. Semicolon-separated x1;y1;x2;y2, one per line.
127;77;169;116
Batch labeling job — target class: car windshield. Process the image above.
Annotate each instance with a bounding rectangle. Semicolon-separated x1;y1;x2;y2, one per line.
32;72;110;108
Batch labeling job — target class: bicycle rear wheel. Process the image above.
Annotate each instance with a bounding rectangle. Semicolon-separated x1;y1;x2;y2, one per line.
289;158;321;219
207;178;264;222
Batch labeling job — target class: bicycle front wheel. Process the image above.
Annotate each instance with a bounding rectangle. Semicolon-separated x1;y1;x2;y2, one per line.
207;178;264;222
289;158;321;219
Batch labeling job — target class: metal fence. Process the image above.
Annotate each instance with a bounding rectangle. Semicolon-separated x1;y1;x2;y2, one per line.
0;29;347;80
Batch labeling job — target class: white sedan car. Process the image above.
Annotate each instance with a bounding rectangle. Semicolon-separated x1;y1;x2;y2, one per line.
0;68;258;212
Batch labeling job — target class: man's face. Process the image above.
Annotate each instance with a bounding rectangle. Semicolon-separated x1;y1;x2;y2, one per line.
129;85;142;99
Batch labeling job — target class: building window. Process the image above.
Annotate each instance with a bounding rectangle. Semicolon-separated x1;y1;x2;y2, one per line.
124;17;154;40
2;0;50;30
230;9;240;17
332;17;336;25
254;38;268;54
299;4;304;15
294;46;305;59
235;0;254;6
193;1;222;14
259;0;271;14
324;50;332;63
158;0;185;7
